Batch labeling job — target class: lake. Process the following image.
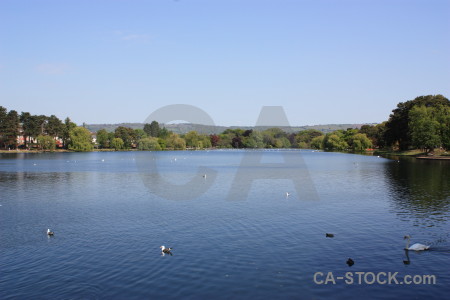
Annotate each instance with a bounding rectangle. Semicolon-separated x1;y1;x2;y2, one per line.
0;150;449;299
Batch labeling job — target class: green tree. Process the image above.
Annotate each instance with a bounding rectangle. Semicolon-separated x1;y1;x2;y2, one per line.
295;129;323;148
111;137;124;150
62;117;77;149
37;135;56;150
323;133;348;150
19;112;31;148
198;134;212;148
69;127;93;152
311;135;324;149
1;110;20;149
409;106;441;152
249;131;264;148
350;133;372;151
0;106;8;148
166;133;186;150
134;129;147;140
384;95;449;150
158;127;170;138
144;121;160;137
45;115;63;138
137;137;161;150
96;129;110;148
115;126;135;148
185;131;200;148
436;106;450;150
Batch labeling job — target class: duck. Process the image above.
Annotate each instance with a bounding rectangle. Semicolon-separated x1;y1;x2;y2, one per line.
160;245;173;256
325;233;334;238
346;258;354;266
404;235;430;251
47;229;54;236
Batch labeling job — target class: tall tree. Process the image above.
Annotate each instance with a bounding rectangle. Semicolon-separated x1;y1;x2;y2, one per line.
1;110;20;149
45;115;63;138
144;121;160;137
62;117;77;149
0;106;8;148
19;112;32;148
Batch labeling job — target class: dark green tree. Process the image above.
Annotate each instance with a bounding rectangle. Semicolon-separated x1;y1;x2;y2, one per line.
45;115;63;138
0;106;7;148
62;117;77;149
144;121;160;137
384;95;450;150
115;126;135;148
19;112;32;148
2;110;20;149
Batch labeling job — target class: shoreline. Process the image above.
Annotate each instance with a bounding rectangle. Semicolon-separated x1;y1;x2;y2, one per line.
374;149;450;160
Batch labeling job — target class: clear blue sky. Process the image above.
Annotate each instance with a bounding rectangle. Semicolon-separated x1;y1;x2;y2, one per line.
1;0;449;126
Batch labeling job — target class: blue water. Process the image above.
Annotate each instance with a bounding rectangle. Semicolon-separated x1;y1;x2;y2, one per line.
0;150;449;299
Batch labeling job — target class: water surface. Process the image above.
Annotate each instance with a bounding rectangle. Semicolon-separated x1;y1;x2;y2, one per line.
1;150;449;299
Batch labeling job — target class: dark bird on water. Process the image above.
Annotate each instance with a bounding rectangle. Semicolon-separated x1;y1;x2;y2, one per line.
47;229;54;236
325;233;334;238
160;245;173;256
346;258;354;266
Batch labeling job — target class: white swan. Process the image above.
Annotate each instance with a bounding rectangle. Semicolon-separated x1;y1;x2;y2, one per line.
404;235;430;251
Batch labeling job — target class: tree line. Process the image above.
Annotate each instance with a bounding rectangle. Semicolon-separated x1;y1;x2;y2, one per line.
0;107;82;151
1;94;448;152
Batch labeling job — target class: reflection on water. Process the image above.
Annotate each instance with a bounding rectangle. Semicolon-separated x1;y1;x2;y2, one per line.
384;158;450;228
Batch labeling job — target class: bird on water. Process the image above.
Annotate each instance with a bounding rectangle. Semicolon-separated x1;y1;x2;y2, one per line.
47;229;54;236
346;258;354;266
160;245;173;256
404;235;430;251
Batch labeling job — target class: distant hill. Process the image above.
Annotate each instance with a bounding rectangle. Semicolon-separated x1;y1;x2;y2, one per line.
86;123;374;134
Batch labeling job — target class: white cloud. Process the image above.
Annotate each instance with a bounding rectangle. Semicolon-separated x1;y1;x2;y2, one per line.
36;63;69;75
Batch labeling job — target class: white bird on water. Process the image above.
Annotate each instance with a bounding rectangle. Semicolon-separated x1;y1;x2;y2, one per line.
404;235;430;251
202;174;207;179
47;229;54;236
286;192;290;197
